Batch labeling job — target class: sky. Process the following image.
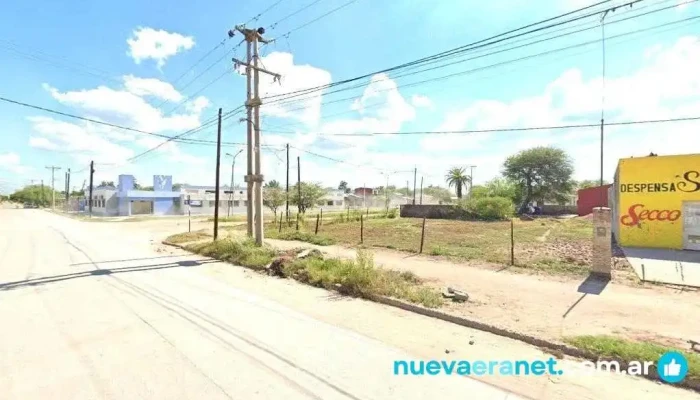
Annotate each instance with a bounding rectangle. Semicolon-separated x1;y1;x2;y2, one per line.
1;0;699;194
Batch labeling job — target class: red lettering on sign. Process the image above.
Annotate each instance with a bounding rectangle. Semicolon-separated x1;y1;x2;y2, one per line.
620;204;681;226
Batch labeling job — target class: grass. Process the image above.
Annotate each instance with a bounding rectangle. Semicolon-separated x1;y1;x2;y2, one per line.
165;230;211;244
185;238;278;269
178;235;443;308
259;216;594;275
267;229;336;246
565;335;700;383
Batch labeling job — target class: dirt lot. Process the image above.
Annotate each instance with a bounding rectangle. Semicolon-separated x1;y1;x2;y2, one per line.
254;216;638;279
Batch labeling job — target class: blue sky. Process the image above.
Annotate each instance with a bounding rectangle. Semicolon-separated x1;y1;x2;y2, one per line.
1;0;699;194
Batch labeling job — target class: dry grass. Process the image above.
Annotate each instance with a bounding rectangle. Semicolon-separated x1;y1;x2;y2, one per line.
164;230;211;244
263;217;596;276
178;236;443;308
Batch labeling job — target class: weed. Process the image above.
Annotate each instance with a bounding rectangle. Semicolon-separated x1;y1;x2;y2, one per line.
165;231;211;244
565;335;700;382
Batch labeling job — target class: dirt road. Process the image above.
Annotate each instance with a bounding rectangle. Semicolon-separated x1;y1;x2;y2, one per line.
2;210;696;399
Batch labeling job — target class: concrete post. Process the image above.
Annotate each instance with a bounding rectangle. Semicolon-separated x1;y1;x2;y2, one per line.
592;207;612;278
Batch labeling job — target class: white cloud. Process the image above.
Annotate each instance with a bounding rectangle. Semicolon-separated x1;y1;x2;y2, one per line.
123;75;183;101
0;152;30;174
252;52;332;126
127;27;195;67
411;94;432;108
43;82;208;133
420;36;700;183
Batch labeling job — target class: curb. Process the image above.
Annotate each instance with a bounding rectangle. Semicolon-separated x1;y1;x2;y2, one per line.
162;240;699;393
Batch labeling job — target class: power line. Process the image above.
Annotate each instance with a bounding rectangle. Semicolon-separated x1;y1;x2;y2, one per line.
261;0;629;103
260;13;698;125
301;116;700;136
169;39;228;86
270;0;360;41
269;0;325;30
246;0;287;25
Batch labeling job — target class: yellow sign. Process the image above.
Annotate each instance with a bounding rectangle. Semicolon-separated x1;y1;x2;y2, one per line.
617;154;700;249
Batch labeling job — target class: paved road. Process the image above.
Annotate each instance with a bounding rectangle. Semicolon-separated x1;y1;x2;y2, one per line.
0;209;521;400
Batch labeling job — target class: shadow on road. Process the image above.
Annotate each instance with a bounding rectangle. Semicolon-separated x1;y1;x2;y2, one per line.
0;259;217;291
69;255;185;266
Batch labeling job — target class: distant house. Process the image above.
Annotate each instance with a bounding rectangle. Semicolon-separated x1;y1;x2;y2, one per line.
353;187;377;196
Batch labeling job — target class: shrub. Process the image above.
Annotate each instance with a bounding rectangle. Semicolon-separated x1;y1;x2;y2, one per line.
387;208;398;219
460;196;514;220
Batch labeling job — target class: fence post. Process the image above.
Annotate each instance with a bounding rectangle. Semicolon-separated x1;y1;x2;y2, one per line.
510;219;515;265
296;213;300;231
419;217;426;254
315;214;320;235
347;207;350;221
279;216;283;233
360;214;364;244
320;208;323;226
366;207;369;216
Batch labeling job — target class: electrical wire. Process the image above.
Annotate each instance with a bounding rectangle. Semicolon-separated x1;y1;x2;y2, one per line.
302;116;700;136
246;0;287;25
269;0;360;41
268;0;325;30
263;12;698;119
260;0;629;102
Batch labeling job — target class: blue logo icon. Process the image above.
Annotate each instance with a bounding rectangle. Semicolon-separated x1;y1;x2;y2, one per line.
657;351;688;383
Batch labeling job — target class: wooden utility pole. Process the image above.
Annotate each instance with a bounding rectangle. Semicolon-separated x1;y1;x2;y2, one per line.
285;143;290;222
88;161;94;217
213;108;223;240
45;165;61;209
420;176;424;205
231;25;280;246
297;156;301;215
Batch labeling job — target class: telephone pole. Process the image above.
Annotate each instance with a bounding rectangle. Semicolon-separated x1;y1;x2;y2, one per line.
65;168;71;202
230;25;280;246
420;176;424;205
45;165;61;209
214;108;223;240
88;161;94;217
297;156;301;215
285;143;290;222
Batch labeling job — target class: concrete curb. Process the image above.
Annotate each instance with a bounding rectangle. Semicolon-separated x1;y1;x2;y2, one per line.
162;239;700;393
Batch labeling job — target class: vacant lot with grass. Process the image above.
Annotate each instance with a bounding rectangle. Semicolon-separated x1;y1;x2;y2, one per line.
253;216;600;275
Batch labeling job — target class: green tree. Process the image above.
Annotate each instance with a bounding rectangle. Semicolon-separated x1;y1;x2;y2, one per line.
9;185;57;207
265;180;281;189
263;187;286;221
290;182;326;214
422;185;453;204
445;167;471;199
502;146;575;212
338;180;349;193
99;181;115;187
577;179;609;190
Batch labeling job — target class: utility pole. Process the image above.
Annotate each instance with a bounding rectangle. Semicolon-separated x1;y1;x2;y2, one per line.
214;108;223;240
420;176;424;205
297;156;301;215
231;25;280;246
45;165;61;209
88;161;94;217
285;143;290;222
226;149;243;217
412;167;417;205
65;168;71;202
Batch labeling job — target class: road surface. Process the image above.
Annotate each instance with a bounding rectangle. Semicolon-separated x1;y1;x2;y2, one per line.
0;209;521;400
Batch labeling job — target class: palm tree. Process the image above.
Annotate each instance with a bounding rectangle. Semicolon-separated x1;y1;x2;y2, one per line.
445;167;471;199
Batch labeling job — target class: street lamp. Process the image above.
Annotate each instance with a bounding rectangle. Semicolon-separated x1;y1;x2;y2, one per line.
226;149;244;217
